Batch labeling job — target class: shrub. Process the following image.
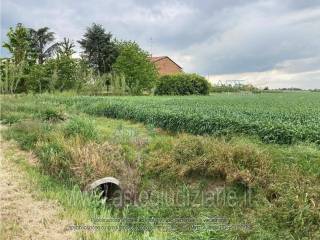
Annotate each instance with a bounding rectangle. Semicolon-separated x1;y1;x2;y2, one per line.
154;73;210;95
64;116;98;141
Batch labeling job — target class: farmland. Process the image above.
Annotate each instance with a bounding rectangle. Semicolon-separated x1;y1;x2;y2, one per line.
1;92;320;239
5;92;319;144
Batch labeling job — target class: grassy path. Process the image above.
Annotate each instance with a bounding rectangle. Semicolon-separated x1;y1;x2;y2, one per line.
0;128;75;240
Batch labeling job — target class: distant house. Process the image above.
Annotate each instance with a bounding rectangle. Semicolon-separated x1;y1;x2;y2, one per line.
150;56;183;76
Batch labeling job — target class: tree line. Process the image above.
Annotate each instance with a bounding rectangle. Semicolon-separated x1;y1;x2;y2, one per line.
1;23;158;95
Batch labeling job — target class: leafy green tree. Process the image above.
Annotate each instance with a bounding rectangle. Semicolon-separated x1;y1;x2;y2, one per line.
0;59;28;93
113;41;158;95
2;23;30;64
1;23;32;93
78;23;118;74
29;27;59;64
50;55;78;91
57;38;75;57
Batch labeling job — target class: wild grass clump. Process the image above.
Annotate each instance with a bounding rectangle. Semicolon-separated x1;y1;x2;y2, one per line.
146;135;271;188
64;116;98;141
40;133;140;198
3;120;52;150
3;118;139;195
39;107;67;122
35;134;73;179
258;166;320;239
0;111;28;124
66;139;127;186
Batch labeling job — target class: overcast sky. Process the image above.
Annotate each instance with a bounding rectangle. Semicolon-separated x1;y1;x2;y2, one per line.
1;0;320;89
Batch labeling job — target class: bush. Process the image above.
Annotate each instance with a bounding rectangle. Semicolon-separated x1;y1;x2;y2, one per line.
154;73;210;95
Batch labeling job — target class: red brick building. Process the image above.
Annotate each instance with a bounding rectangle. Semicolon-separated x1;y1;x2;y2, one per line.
150;56;183;76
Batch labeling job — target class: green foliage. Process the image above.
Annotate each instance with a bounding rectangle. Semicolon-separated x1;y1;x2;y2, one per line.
107;72;127;95
2;23;31;64
1;24;78;93
0;59;29;93
154;73;210;95
29;27;59;64
48;56;79;91
64;116;98;141
113;41;158;95
57;38;75;57
26;63;52;92
13;56;81;93
78;23;118;74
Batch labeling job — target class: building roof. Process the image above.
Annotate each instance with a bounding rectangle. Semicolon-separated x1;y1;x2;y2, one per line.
149;56;182;69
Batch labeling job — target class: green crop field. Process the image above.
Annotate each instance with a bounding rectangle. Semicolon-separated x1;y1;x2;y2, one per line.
19;92;320;144
1;92;320;239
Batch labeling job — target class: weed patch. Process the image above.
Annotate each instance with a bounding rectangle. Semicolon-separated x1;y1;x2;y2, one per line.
64;116;98;141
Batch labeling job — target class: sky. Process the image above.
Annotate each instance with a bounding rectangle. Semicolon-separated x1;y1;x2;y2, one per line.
1;0;320;89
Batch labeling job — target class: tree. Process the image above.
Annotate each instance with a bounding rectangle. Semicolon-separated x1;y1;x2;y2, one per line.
113;41;158;95
2;23;30;64
57;38;75;57
29;27;59;64
2;23;31;93
0;59;28;93
27;63;51;93
49;56;78;91
78;23;118;74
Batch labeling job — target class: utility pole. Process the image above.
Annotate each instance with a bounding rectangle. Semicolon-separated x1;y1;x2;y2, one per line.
150;37;153;57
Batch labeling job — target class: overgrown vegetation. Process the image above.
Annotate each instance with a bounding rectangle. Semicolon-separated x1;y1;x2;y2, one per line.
1;93;320;239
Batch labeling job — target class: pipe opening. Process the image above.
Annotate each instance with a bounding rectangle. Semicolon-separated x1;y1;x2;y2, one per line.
97;182;121;200
86;177;122;204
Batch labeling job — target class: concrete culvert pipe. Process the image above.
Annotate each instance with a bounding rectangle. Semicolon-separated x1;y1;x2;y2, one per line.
85;177;122;204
